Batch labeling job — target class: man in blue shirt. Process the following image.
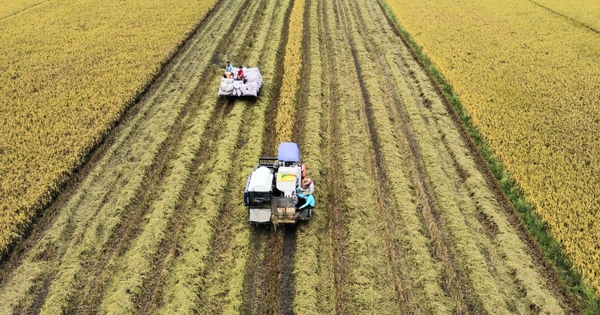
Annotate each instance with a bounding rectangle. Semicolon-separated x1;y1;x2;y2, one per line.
296;188;315;210
225;61;233;73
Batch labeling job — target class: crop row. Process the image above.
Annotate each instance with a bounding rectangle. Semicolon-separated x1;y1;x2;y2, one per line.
156;0;290;311
275;0;306;143
292;0;330;313
98;0;268;311
0;0;219;254
385;0;600;298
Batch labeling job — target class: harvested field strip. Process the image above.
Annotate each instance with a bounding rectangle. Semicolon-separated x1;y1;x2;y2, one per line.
0;0;239;313
41;3;257;314
234;0;296;314
341;1;457;313
292;0;335;313
382;19;567;315
149;99;246;314
68;4;259;311
346;2;472;313
335;0;411;313
318;1;347;313
255;0;306;312
135;1;274;313
95;0;263;312
312;0;402;313
0;0;229;290
383;0;600;301
155;2;292;313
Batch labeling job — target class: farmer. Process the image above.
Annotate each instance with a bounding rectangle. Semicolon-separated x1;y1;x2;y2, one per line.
236;66;245;80
300;177;314;195
224;61;233;79
296;189;315;210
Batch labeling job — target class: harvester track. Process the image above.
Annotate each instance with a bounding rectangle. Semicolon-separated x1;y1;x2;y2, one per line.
339;0;475;312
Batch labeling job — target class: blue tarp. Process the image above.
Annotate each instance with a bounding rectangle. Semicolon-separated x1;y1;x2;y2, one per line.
278;142;300;162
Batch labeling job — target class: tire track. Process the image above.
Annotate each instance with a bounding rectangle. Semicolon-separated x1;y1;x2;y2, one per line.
133;0;264;311
242;0;296;312
319;0;348;312
354;1;485;308
331;0;411;312
528;0;600;35
0;0;50;21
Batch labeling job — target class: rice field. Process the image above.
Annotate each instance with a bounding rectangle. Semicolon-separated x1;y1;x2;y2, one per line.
0;0;587;313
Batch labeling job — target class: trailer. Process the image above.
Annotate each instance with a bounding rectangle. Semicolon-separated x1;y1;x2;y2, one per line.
218;67;263;97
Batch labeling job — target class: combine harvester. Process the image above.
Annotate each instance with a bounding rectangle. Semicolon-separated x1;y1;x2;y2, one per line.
218;67;263;97
244;142;314;224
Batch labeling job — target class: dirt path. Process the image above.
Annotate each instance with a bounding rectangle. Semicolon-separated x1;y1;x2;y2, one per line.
0;0;579;314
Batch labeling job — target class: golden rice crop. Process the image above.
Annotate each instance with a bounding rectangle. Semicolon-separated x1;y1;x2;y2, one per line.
275;0;306;144
0;0;218;253
386;0;600;296
532;0;600;31
0;0;45;18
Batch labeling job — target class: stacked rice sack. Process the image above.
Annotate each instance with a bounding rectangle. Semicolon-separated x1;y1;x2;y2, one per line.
218;67;263;97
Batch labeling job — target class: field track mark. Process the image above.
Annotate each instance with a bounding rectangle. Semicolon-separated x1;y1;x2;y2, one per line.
191;106;259;313
279;226;297;314
0;0;50;21
73;3;256;313
242;0;295;312
275;0;313;312
376;1;580;313
0;0;230;299
528;1;600;35
261;230;285;315
333;0;413;312
346;1;480;313
244;230;267;315
135;97;237;314
319;0;348;312
134;0;265;312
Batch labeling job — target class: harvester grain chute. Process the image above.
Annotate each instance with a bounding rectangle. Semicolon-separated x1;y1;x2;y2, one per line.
218;67;263;97
244;142;314;224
